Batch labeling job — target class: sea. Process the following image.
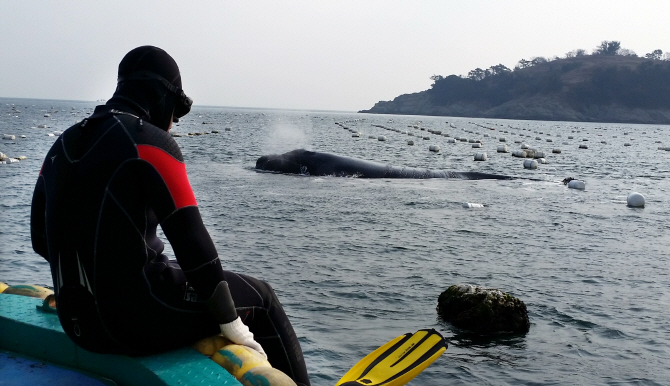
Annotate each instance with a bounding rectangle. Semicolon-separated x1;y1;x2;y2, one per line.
1;97;669;385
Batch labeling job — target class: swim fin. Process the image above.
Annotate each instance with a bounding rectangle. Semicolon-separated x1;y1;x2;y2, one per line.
335;328;447;386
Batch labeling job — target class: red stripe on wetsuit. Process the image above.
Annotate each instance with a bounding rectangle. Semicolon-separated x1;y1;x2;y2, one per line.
137;144;197;209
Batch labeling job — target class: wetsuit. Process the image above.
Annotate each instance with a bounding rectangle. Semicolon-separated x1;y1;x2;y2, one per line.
31;105;309;385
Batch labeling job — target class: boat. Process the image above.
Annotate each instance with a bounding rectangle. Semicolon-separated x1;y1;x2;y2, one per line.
0;290;242;386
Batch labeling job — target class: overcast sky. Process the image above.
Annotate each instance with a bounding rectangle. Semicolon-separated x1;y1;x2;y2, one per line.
2;1;669;112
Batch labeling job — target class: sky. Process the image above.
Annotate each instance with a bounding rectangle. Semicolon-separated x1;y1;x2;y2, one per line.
2;1;670;112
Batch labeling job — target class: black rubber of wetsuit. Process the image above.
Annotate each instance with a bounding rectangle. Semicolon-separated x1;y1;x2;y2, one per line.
30;105;309;385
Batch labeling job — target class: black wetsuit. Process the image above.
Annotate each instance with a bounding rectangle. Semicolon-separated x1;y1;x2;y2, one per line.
31;105;309;385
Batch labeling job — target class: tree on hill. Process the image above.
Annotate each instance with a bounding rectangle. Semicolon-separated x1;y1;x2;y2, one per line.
489;64;511;76
516;59;532;69
645;49;663;60
594;41;621;55
467;68;487;81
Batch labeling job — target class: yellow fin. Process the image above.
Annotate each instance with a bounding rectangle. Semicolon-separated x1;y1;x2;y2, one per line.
336;329;447;386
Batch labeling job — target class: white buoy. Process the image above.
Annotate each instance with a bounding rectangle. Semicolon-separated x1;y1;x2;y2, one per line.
378;136;386;141
521;143;529;149
499;137;506;142
512;150;527;158
5;158;19;163
523;159;538;169
2;134;16;140
567;180;585;190
624;143;631;147
627;192;645;207
429;145;440;152
462;202;484;208
53;131;62;136
533;151;545;158
497;145;508;153
352;132;361;137
579;144;588;149
472;143;482;148
537;158;547;164
474;153;487;161
552;149;561;154
407;140;414;145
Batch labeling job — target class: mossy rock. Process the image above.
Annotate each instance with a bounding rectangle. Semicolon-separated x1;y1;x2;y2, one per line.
437;284;529;334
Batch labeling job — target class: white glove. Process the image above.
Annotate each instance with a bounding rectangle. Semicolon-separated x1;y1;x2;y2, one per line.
220;317;267;359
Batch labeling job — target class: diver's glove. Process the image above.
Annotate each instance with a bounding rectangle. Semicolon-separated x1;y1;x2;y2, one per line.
207;281;267;359
220;317;267;359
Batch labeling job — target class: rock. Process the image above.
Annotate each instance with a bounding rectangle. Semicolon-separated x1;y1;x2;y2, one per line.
436;284;529;334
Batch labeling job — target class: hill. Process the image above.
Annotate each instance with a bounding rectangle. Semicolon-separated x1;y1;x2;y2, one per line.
360;55;670;124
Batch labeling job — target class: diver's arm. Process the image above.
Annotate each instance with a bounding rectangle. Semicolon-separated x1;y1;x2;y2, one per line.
30;173;49;261
161;206;267;358
138;140;266;357
208;281;267;358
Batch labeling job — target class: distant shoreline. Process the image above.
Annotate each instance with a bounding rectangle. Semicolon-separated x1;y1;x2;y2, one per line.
360;55;670;125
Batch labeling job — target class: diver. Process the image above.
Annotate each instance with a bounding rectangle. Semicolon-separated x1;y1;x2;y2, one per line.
30;46;310;386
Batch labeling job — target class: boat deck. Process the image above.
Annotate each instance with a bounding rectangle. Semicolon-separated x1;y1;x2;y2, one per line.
0;294;241;386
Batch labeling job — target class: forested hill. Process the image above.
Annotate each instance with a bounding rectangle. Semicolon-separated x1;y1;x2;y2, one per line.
360;54;670;124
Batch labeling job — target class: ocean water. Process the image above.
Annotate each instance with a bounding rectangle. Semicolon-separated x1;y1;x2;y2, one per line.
1;97;669;385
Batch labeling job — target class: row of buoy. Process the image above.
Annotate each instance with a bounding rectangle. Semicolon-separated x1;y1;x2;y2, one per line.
354;124;563;164
0;152;26;164
171;130;223;137
340;122;664;159
511;149;545;159
463;192;645;207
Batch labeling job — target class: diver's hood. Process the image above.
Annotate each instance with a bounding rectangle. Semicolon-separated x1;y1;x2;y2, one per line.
106;46;190;130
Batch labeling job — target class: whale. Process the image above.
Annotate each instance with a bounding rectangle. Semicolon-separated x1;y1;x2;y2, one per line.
255;149;514;180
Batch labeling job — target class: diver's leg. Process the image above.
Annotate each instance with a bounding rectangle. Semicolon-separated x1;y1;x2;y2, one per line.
222;271;310;386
